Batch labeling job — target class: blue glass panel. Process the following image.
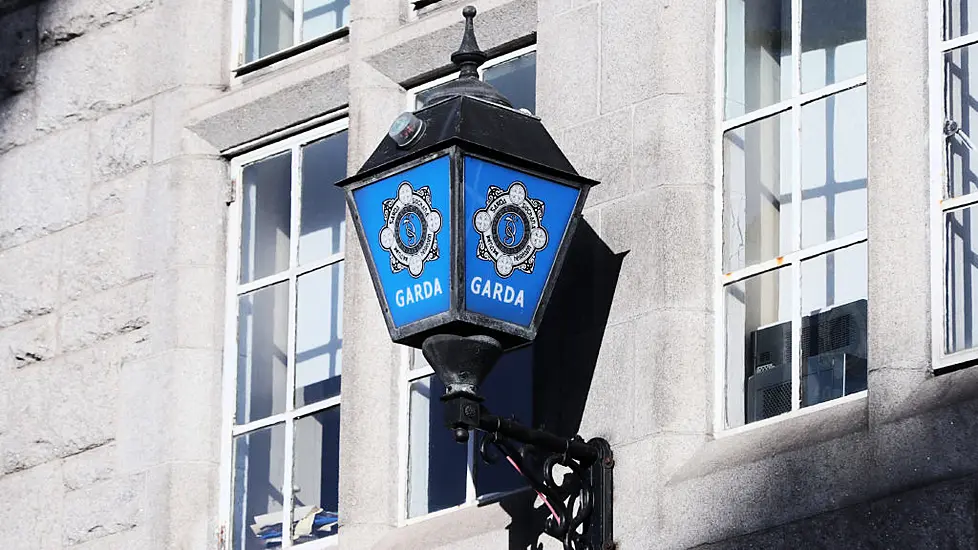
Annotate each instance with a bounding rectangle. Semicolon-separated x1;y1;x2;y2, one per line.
464;156;580;327
352;157;451;328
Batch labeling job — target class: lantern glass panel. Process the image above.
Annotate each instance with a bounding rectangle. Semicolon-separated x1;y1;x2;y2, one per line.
351;155;452;329
462;155;581;328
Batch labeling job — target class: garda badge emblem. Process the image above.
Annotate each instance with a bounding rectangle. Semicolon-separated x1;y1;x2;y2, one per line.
473;181;548;278
379;182;442;278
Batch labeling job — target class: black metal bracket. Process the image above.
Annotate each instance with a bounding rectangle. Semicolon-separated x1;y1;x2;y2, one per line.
444;395;615;550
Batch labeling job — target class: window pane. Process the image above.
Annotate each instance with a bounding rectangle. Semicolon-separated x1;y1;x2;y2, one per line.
946;44;978;198
232;424;286;550
946;0;978;39
299;132;347;264
240;152;292;284
246;0;296;63
800;0;866;93
302;0;349;40
483;52;537;114
237;282;290;424
295;265;343;407
407;375;467;517
723;112;792;272
475;346;532;497
724;0;791;118
800;245;868;407
801;86;867;248
292;407;341;542
946;206;978;353
725;267;792;428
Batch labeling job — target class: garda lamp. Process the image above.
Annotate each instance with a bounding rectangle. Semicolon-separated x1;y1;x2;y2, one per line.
335;7;614;550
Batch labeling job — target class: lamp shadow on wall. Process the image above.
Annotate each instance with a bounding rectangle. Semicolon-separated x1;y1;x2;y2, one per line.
490;219;626;549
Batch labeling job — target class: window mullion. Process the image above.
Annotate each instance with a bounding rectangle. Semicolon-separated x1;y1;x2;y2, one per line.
465;435;476;502
293;0;303;48
790;0;803;413
281;144;302;549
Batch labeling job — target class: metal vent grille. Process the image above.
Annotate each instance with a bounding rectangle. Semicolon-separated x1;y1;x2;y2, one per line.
762;381;792;419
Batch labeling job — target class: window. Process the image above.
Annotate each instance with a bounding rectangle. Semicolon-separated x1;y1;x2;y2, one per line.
936;0;978;367
720;0;868;429
223;120;348;549
235;0;350;68
401;46;537;519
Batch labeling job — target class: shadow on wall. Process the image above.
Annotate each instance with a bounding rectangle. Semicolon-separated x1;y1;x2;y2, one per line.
495;220;626;549
0;0;40;100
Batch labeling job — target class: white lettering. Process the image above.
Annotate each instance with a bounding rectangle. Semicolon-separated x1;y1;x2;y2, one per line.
393;277;445;308
466;277;528;309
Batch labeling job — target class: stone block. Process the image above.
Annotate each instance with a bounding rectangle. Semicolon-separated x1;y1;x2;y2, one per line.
348;62;405;167
0;5;37;97
88;165;150;219
151;267;224;351
0;231;61;328
0;314;57;371
2;344;121;473
576;320;634;446
151;86;221;163
144;158;228;269
632;309;712;436
536;4;599;129
60;213;152;302
0;461;64;550
90;102;152;183
63;474;143;546
59;278;151;353
34;10;170;130
38;0;156;50
63;443;118;491
633;93;714;189
0;125;90;249
558;107;633;206
0;88;36;153
117;350;221;473
538;0;573;20
143;462;219;550
600;0;714;112
600;187;713;322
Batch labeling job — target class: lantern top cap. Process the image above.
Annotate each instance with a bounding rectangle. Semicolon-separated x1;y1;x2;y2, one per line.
420;6;513;108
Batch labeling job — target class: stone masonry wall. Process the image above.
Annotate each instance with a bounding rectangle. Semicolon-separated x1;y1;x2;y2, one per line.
0;0;228;548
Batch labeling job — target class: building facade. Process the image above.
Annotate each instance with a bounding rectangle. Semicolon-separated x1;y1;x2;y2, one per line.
1;0;977;548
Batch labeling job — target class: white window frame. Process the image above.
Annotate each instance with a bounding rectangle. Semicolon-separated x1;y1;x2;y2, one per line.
396;44;537;523
713;0;869;434
229;0;351;74
929;0;978;370
219;118;349;550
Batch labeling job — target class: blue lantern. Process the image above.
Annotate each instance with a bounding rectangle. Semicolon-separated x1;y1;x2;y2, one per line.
336;9;599;350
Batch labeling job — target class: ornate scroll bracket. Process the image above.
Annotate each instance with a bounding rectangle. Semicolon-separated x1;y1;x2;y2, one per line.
477;419;615;550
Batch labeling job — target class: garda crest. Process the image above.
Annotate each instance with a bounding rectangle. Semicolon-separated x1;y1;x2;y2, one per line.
379;182;442;278
473;181;548;278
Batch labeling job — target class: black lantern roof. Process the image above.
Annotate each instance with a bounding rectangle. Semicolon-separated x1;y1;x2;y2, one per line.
354;95;581;181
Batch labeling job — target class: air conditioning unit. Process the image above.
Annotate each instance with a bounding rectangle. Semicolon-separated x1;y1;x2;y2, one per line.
745;299;868;422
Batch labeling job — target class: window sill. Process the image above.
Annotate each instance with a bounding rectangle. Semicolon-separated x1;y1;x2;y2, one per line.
672;392;869;484
234;26;351;79
401;486;533;527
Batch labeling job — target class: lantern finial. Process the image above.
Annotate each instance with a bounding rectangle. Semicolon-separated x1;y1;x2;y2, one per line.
452;6;486;80
418;6;512;108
